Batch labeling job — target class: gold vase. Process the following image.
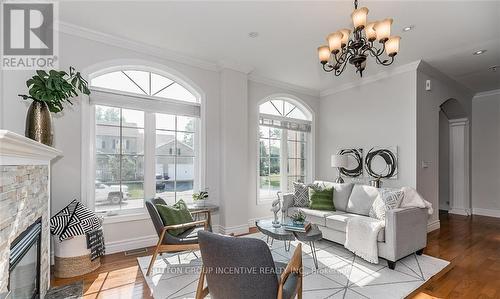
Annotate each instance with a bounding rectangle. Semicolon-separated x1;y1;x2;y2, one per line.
25;101;53;146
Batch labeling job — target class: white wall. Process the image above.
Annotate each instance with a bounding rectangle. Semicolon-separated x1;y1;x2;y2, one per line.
317;70;418;189
247;80;320;224
416;61;474;226
471;90;500;217
438;110;450;210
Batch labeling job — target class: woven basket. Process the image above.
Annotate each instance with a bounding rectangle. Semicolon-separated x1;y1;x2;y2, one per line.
54;254;100;278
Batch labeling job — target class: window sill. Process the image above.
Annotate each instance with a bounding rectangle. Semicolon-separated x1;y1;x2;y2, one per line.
101;212;150;224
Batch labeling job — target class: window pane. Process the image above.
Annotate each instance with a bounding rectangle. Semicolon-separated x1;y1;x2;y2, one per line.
156;156;176;205
270;100;284;116
91;71;145;95
151;73;174;96
269;128;281;139
177;132;194;156
269;140;280;158
95;154;119;183
260;140;269;159
122;109;144;128
260;157;269;176
287;131;306;142
176;157;194;202
121;155;144;181
259;101;281;116
123;71;149;95
259;126;269;138
288;141;306;159
270;157;280;175
156;131;176;155
122;128;144;155
177;116;196;132
155;83;196;102
156;113;175;131
288;159;305;177
96;125;120;154
96;106;120;126
287;108;307;120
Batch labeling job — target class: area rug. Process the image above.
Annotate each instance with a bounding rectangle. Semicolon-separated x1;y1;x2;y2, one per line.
137;233;449;299
46;281;83;299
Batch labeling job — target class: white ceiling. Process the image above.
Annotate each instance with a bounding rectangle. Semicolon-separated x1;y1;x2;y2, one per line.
59;1;500;93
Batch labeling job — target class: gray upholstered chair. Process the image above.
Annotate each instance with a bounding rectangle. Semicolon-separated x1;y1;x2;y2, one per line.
195;230;303;299
145;198;211;276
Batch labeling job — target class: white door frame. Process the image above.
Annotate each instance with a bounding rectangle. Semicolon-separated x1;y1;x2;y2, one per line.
448;118;471;216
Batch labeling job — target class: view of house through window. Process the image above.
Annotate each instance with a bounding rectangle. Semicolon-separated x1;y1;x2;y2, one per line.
259;99;311;200
91;69;200;214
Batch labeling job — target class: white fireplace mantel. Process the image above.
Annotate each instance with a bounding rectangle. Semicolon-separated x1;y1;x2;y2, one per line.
0;130;62;165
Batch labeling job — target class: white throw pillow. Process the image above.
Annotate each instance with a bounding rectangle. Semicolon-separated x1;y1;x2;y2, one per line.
369;189;404;221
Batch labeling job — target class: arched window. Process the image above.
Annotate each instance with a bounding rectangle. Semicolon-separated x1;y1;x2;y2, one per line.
89;68;201;215
258;98;312;201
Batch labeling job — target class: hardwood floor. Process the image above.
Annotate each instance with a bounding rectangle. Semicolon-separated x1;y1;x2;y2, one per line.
51;214;500;299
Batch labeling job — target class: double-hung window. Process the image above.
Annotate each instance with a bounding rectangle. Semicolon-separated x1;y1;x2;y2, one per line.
89;69;201;215
258;99;312;201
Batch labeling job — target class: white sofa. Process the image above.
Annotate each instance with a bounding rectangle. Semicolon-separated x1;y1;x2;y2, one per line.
282;181;428;269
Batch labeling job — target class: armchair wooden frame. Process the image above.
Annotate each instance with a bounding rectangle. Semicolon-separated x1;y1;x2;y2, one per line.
146;209;211;276
195;243;303;299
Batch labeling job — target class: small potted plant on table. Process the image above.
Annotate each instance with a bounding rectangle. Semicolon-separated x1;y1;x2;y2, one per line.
192;190;209;207
290;210;306;226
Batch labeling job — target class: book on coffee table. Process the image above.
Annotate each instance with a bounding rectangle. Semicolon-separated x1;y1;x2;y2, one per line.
282;221;311;233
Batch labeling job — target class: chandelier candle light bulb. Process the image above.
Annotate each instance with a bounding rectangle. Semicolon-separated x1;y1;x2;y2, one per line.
317;0;399;77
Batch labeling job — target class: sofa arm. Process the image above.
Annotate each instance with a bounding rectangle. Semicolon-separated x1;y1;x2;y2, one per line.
384;207;428;261
282;192;295;212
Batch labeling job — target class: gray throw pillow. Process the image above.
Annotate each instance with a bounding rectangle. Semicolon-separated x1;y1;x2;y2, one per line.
293;182;310;207
369;189;404;221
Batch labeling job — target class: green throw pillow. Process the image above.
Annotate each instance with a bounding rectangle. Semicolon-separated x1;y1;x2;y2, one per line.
155;200;194;236
308;186;335;211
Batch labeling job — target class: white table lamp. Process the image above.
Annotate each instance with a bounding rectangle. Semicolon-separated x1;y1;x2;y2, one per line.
331;154;348;183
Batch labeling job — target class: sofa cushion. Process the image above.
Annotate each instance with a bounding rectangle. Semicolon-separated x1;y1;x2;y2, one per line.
287;207;338;227
308;186;335;211
293;182;310;207
314;181;354;212
326;213;385;242
369;189;404;220
346;185;380;216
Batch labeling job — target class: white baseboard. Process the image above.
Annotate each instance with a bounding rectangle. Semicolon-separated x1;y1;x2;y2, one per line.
105;234;157;254
449;208;471;216
427;220;440;232
472;208;500;218
219;224;249;235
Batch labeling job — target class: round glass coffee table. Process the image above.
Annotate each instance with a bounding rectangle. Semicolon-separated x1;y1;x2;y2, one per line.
256;219;323;268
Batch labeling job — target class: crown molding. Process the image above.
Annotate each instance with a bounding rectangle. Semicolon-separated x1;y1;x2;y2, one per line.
320;60;422;97
0;130;62;162
473;88;500;99
217;60;254;74
248;74;320;98
57;21;219;72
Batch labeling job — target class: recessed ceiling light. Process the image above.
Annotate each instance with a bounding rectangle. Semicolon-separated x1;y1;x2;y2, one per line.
473;49;487;55
248;32;259;38
402;25;414;32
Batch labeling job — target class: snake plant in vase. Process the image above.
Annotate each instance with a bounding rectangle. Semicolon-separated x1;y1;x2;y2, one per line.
18;67;90;146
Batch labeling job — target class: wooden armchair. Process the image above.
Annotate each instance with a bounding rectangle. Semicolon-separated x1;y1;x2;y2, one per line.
195;230;303;299
145;198;211;276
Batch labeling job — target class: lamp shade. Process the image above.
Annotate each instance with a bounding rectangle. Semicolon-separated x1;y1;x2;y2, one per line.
339;28;352;46
351;7;369;30
318;45;331;63
365;21;377;41
331;154;348;168
374;18;393;42
386;36;401;56
327;32;343;53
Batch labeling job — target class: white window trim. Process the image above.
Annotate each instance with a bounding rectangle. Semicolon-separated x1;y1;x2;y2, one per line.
81;88;204;219
256;98;314;205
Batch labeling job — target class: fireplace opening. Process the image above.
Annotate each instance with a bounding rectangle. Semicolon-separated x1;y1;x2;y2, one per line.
8;218;42;299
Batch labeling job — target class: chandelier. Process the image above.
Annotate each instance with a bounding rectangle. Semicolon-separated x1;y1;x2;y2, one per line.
317;0;401;77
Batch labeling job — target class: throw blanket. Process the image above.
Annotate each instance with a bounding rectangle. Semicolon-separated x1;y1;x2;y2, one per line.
345;217;385;264
344;186;433;263
51;199;103;241
86;228;105;261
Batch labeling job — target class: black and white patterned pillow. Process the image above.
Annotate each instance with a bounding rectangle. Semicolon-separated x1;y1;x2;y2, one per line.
293;182;310;207
369;189;404;221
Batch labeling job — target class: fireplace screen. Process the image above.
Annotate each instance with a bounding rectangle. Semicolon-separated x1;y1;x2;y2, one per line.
9;219;41;299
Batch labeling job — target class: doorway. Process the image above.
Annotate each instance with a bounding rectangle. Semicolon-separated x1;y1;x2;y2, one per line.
439;99;470;217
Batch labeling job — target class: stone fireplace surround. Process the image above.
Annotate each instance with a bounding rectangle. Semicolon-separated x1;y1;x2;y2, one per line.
0;130;61;298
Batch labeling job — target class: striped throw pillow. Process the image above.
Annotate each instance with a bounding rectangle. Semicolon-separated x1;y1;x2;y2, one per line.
308;185;335;211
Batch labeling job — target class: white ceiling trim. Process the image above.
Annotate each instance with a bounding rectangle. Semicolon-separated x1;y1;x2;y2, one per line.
57;21;219;72
473;88;500;99
320;60;422;97
248;74;320;98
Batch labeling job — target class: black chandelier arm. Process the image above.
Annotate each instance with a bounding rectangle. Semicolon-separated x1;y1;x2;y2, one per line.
364;41;386;58
367;48;395;66
334;53;353;76
322;63;335;72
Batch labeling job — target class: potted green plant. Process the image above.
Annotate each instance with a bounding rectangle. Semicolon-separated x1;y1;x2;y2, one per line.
290;210;306;226
18;67;90;146
192;190;209;207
